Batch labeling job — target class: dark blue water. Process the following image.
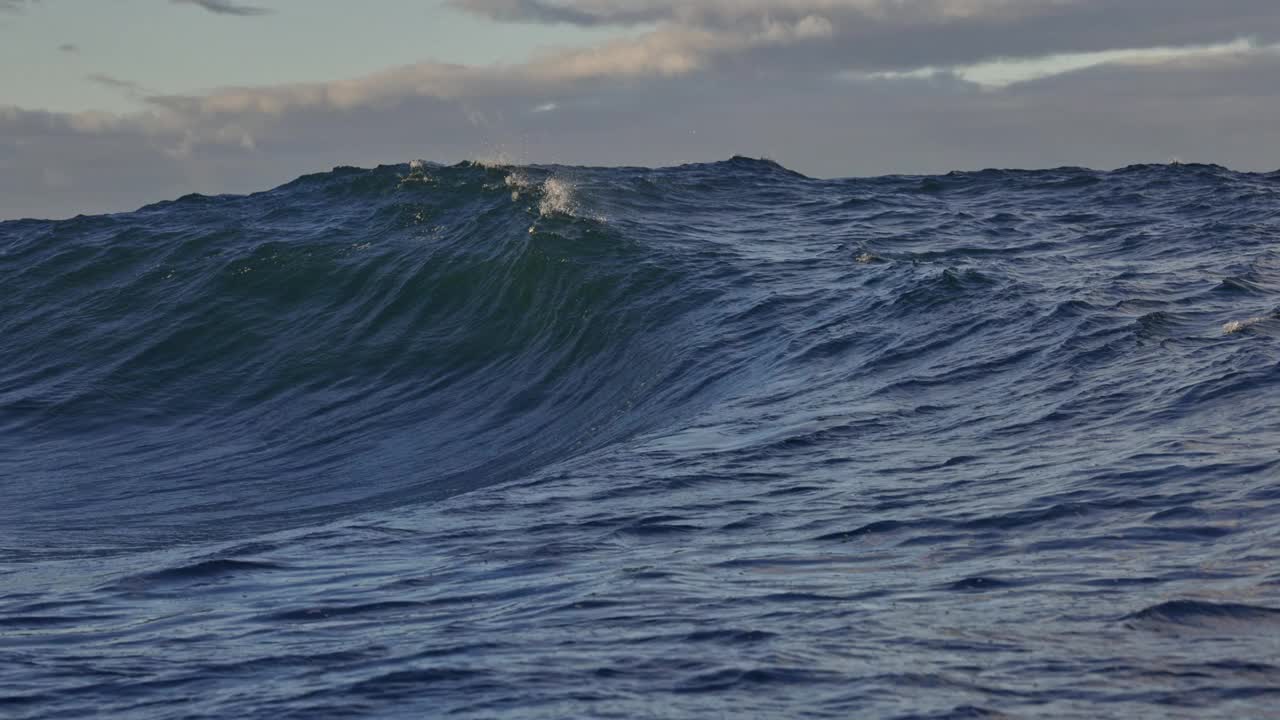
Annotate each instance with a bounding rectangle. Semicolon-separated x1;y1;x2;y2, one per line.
3;157;1280;718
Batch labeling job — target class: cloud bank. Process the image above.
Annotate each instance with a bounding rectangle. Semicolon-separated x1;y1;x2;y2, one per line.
452;0;1280;70
2;0;1279;219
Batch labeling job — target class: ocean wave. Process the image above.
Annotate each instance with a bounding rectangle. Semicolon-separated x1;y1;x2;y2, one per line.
3;157;1280;717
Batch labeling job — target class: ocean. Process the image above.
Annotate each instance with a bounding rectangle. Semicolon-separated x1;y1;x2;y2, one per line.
2;157;1279;718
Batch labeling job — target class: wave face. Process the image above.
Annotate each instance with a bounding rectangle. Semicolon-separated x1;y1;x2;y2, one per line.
3;158;1280;718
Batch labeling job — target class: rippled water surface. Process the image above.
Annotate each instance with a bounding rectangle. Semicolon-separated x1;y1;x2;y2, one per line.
3;158;1280;718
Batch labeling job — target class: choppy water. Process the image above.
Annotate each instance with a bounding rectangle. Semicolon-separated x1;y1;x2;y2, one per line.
3;157;1280;718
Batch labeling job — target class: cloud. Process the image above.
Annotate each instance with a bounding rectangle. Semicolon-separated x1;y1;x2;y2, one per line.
170;0;271;16
85;74;170;106
87;74;149;94
450;0;1280;72
125;12;834;122
58;43;78;53
446;0;663;26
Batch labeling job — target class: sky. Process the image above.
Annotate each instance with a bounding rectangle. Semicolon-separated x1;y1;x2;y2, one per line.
2;0;1280;219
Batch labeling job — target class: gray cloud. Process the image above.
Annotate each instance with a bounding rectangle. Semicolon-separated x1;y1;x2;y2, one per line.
86;74;155;99
450;0;1280;72
448;0;660;26
87;73;139;90
58;43;78;53
170;0;271;16
118;16;834;123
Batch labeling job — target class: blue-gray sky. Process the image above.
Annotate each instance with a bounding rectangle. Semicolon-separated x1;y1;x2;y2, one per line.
1;0;627;113
3;0;1279;219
